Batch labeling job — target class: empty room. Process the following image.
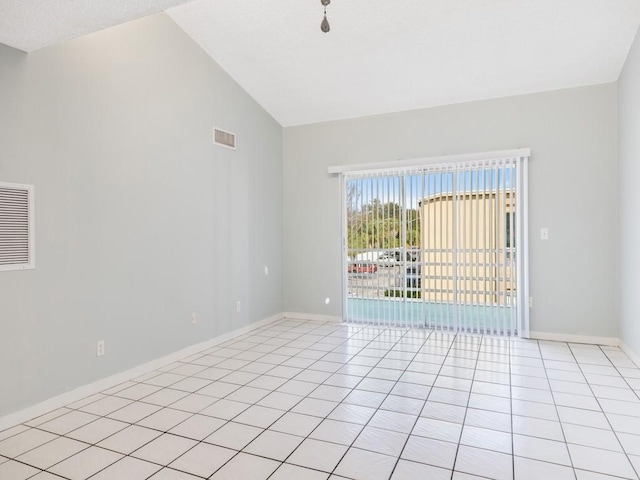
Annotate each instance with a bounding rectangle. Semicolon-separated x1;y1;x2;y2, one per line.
1;1;640;479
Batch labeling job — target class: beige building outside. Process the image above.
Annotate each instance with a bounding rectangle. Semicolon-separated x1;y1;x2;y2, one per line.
416;190;517;306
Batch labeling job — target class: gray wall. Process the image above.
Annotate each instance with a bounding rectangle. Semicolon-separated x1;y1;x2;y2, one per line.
0;13;283;416
283;84;619;338
619;28;640;357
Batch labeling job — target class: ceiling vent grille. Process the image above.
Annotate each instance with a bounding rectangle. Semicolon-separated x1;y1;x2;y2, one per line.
213;127;237;150
0;182;35;272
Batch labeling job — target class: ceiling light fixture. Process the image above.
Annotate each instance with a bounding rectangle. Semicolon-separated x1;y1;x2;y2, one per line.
321;0;330;33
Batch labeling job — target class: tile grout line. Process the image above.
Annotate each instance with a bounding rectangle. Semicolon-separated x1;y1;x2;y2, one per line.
566;343;640;480
534;339;578;480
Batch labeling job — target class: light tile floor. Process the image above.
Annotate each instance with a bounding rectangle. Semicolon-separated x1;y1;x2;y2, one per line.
2;319;640;479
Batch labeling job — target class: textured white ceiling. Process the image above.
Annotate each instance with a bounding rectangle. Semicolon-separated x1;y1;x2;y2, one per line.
0;0;194;52
1;1;639;126
168;0;640;126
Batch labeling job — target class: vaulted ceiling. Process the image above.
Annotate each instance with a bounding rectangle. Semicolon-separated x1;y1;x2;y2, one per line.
2;0;639;126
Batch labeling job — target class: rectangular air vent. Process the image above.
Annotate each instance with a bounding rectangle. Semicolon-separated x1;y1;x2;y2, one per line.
213;127;237;150
0;182;35;272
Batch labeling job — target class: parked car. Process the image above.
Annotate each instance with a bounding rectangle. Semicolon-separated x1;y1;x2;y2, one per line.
378;250;418;266
348;263;378;274
406;264;421;288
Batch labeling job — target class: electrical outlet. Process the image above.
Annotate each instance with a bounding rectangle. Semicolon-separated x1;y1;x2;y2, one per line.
236;301;241;313
540;227;549;240
96;340;105;357
264;265;269;276
191;312;198;324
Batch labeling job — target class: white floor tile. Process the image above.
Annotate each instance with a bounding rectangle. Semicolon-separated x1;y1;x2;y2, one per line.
270;412;323;437
454;445;513;480
210;452;280;480
618;432;640;456
169;442;235;477
244;429;304;460
390;382;431;400
353;426;407;456
169;393;217;413
0;459;40;480
217;371;259;386
568;443;638;479
248;375;288;390
49;446;122;480
288;438;348;472
257;391;303;410
368;410;417;434
334;447;397;480
464;408;512;433
292;398;339;418
553;392;601;411
16;436;88;469
144;373;186;388
131;433;197;465
412;417;462;443
106;401;162;423
24;409;71;428
309;385;351;402
91;456;162;480
204;421;263;450
0;428;58;458
460;425;512;454
115;383;163;400
225;386;271;404
27;472;67;480
511;399;558;421
557;406;610;429
4;322;640;480
343;390;387;408
270;463;329;480
401;435;457;470
310;419;364;445
39;411;99;435
137;408;192;431
607;413;640;435
563;423;623;451
66;417;128;443
78;395;132;415
467;393;512;414
98;425;162;454
277;379;318;396
200;399;250;420
513;434;571;466
233;405;284;428
391;459;451;480
420;402;466;424
600;398;640;417
170;376;212;393
574;469;631;480
514;456;574;480
168;413;226;440
512;415;564;441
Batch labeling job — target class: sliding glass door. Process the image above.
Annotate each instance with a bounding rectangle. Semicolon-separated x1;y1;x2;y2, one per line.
342;154;529;336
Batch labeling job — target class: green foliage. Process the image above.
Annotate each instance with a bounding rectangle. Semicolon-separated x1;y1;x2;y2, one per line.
346;196;421;252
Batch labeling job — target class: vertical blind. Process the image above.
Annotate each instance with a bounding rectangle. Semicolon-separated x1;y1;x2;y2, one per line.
341;153;529;336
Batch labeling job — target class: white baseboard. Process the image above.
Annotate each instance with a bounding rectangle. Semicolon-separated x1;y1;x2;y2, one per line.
0;312;284;432
283;311;343;324
529;331;619;346
619;342;640;368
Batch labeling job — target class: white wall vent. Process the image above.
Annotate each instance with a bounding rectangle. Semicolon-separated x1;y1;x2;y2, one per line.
213;127;237;150
0;182;35;272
